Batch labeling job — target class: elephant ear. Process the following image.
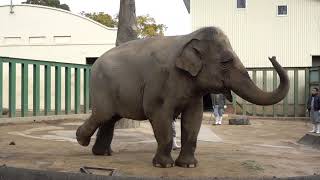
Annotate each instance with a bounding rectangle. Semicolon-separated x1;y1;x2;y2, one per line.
175;39;206;77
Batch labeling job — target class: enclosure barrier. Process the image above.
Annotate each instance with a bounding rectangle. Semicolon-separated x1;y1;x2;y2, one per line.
0;56;319;119
231;66;319;117
0;56;91;118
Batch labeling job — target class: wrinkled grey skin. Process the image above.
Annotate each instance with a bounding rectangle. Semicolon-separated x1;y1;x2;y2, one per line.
76;27;289;168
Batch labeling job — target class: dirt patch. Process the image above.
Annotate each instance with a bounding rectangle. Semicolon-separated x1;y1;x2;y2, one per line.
0;118;319;178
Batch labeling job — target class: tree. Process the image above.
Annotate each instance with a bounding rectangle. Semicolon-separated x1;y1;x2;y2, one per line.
136;15;167;38
81;12;118;28
82;12;165;38
83;12;167;38
22;0;70;11
116;0;138;46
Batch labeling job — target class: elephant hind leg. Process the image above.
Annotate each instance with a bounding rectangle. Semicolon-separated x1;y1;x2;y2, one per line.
92;116;121;156
76;111;112;146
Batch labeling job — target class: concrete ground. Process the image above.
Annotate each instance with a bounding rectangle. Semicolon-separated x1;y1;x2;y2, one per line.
0;115;319;178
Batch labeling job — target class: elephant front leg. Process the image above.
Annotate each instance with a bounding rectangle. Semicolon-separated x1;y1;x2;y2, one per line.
149;113;174;168
175;98;203;168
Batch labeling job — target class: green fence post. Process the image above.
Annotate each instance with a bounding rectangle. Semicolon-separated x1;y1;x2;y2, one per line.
0;61;3;117
84;68;90;113
273;70;277;117
242;99;246;115
9;62;16;117
263;70;267;116
294;69;298;117
55;66;61;115
33;64;40;116
65;67;71;114
21;63;28;117
232;94;237;114
74;68;80;114
305;68;310;117
283;70;288;117
89;68;92;109
45;65;51;115
252;70;257;116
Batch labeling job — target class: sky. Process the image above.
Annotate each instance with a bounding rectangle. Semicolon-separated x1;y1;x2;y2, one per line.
1;0;191;36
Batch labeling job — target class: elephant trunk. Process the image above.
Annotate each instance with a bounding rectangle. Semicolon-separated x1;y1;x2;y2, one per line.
230;57;289;106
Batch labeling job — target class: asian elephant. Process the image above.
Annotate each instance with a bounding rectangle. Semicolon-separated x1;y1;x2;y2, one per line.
76;26;289;168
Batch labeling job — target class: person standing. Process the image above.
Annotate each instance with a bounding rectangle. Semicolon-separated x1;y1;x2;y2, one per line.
211;93;226;125
307;87;320;134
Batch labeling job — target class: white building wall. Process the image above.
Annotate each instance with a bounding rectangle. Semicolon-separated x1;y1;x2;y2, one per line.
0;5;117;113
191;0;320;68
0;4;117;63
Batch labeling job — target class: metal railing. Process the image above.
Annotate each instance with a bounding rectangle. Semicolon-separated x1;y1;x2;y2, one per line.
1;56;319;118
232;67;314;117
0;56;91;118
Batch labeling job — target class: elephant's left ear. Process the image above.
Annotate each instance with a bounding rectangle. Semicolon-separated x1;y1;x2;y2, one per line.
175;39;205;77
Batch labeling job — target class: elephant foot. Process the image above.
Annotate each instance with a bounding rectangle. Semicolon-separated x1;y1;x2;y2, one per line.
92;145;113;156
76;127;91;146
152;155;174;168
175;155;198;168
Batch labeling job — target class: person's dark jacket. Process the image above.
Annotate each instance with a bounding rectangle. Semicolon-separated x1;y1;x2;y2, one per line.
210;94;225;108
307;95;320;111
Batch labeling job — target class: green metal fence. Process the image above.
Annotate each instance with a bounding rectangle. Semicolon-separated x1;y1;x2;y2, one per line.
0;56;91;118
232;67;317;117
1;56;319;118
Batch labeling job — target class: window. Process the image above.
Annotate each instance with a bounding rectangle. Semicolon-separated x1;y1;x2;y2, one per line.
54;36;71;44
29;36;46;44
237;0;246;8
278;5;287;16
3;37;22;45
86;57;98;65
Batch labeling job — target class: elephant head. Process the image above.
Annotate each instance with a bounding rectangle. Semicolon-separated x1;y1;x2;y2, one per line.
175;27;289;105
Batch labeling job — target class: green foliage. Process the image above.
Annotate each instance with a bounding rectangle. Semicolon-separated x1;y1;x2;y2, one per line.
136;15;167;38
83;12;167;38
81;12;118;28
22;0;70;11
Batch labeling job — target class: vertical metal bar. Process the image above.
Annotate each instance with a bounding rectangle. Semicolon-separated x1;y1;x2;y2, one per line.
9;62;16;117
33;64;40;116
252;70;257;116
84;68;90;113
45;65;51;115
294;69;298;117
232;93;237;114
65;67;71;114
89;68;92;109
305;68;310;117
283;70;289;117
21;63;28;117
74;68;80;114
273;70;277;117
55;66;61;115
0;61;3;117
242;99;246;115
263;70;267;116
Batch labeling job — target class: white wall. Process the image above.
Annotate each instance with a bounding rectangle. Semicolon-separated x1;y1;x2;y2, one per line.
0;4;117;63
190;0;320;68
0;5;117;113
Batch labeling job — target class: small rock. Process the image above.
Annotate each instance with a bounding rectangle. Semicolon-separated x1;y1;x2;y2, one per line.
229;116;250;125
9;141;15;145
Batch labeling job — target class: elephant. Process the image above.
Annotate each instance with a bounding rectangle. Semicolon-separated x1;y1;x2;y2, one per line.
76;26;289;168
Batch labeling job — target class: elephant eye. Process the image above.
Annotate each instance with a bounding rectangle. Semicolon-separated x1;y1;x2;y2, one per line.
220;57;233;64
